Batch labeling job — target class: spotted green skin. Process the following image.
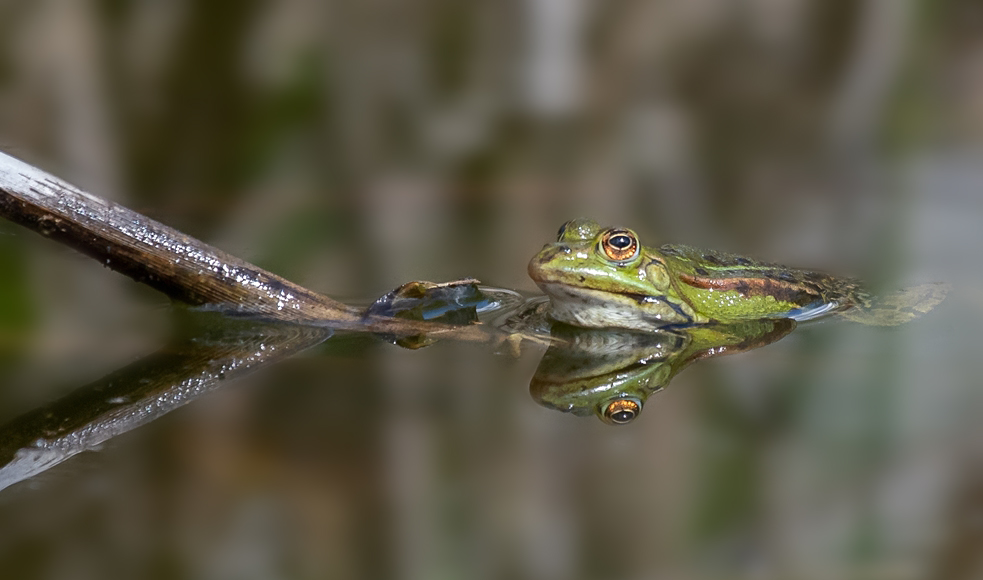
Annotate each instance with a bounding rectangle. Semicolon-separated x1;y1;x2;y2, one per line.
528;218;863;331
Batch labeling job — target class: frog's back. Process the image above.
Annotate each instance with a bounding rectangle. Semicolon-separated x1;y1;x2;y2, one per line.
659;244;863;322
660;244;948;326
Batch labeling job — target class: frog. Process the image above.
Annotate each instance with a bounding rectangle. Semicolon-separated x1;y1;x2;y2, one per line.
528;218;947;331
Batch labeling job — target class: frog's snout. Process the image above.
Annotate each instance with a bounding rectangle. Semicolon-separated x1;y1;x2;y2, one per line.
528;243;569;281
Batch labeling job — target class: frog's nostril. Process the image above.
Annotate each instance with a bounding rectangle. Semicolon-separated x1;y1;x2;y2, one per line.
536;245;568;262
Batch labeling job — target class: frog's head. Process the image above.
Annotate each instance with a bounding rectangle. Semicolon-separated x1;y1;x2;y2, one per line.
528;219;697;329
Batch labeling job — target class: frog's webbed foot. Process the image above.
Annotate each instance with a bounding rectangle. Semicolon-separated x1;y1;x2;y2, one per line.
841;282;950;326
366;279;538;349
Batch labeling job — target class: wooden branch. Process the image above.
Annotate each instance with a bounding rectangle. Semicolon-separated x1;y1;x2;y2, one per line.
0;150;366;324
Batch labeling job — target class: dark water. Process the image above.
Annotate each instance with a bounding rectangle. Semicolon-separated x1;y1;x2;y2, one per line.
0;262;975;580
0;155;979;579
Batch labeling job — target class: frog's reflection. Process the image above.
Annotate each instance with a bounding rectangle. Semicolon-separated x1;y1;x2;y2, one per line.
0;282;797;493
530;319;796;425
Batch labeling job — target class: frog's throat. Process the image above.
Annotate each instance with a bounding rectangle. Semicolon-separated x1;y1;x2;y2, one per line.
537;282;701;329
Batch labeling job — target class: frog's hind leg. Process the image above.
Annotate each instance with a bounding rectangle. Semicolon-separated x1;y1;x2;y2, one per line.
787;300;844;322
840;282;950;326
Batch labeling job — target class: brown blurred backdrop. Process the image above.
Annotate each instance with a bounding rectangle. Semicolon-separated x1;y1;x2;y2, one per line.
1;1;983;579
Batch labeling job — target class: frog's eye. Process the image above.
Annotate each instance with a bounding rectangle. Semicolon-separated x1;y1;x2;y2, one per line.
601;398;642;425
600;229;639;262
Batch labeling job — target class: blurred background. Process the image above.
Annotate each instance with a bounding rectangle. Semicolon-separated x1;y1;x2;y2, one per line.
0;0;982;578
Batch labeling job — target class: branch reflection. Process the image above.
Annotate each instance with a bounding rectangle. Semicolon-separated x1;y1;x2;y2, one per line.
0;314;332;492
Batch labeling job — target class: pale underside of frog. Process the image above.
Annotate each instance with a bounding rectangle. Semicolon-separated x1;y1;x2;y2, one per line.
528;218;948;331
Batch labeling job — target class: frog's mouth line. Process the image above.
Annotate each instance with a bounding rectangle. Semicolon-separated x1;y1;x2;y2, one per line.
620;292;694;323
532;358;665;387
529;361;666;415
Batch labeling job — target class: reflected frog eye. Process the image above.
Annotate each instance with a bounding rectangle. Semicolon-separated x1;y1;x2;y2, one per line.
600;229;639;262
601;398;642;425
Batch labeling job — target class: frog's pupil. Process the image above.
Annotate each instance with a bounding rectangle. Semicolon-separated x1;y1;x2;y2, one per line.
611;410;635;423
610;235;632;249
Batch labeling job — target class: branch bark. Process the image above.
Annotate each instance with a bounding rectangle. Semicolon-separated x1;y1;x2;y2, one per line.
0;150;364;323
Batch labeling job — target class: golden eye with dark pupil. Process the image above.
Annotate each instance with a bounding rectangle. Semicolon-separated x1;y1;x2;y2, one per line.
601;229;638;262
602;398;641;425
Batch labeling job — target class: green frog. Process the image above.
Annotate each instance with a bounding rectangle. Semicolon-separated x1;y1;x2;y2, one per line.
529;218;947;330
